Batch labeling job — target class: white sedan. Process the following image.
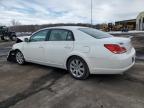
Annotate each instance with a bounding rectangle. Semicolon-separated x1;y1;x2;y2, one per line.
7;26;135;80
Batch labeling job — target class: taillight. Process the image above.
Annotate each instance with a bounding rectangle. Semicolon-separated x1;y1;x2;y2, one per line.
104;44;127;54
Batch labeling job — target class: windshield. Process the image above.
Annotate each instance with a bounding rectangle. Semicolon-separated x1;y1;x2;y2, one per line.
79;28;113;39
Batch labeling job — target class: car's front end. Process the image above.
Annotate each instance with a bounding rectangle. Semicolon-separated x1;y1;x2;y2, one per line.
7;41;25;62
7;49;16;62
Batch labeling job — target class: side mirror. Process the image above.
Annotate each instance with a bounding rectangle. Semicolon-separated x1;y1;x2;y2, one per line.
24;38;29;42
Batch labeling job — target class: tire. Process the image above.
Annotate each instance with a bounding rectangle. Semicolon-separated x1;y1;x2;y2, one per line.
15;51;25;65
67;56;90;80
1;36;4;40
4;36;9;41
10;35;17;41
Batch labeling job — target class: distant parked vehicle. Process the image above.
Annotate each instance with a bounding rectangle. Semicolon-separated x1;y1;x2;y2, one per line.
0;26;17;41
121;27;129;32
7;26;135;80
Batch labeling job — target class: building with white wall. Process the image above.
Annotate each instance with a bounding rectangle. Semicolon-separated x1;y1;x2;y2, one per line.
115;11;144;31
136;12;144;31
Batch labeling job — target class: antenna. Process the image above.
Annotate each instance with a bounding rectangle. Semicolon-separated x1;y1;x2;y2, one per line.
91;0;93;25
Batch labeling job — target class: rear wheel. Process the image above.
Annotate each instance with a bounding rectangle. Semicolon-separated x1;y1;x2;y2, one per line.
10;35;17;41
15;51;25;65
1;36;4;40
67;56;90;80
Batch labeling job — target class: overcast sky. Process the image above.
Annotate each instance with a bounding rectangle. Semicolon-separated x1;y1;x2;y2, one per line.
0;0;144;25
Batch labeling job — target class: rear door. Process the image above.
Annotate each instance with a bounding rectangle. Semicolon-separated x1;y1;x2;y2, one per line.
44;29;74;67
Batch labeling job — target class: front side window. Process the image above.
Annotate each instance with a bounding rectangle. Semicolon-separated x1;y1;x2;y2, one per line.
79;28;113;39
49;29;74;41
30;30;48;42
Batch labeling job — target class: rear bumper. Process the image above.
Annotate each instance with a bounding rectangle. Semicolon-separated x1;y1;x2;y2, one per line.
87;48;135;74
90;61;135;74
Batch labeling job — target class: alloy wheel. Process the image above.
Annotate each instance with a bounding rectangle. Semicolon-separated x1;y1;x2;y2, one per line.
16;51;24;64
69;59;85;78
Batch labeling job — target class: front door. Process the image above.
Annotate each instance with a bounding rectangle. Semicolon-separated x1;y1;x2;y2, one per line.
23;29;49;63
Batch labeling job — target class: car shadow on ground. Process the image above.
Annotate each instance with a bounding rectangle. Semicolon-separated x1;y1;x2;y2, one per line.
9;61;129;82
24;62;124;80
6;59;143;85
87;74;124;83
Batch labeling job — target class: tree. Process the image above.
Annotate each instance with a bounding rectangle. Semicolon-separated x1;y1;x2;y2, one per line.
11;19;21;26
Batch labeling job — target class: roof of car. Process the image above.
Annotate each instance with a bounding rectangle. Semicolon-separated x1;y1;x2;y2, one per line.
41;26;88;31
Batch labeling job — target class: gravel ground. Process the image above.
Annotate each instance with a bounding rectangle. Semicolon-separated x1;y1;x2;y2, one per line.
0;40;144;108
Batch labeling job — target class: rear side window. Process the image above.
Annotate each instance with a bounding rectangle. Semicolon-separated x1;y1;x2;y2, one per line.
79;28;113;39
49;29;74;41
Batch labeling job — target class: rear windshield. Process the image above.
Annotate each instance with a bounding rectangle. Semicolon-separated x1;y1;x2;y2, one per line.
79;28;113;39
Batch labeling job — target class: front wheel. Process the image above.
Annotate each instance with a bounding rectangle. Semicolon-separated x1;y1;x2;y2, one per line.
10;35;17;41
67;56;90;80
15;51;25;65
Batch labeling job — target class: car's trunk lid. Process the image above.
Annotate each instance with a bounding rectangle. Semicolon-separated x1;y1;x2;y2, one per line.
101;37;133;53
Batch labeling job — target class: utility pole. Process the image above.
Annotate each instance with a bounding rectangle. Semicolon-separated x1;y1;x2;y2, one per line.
91;0;93;25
